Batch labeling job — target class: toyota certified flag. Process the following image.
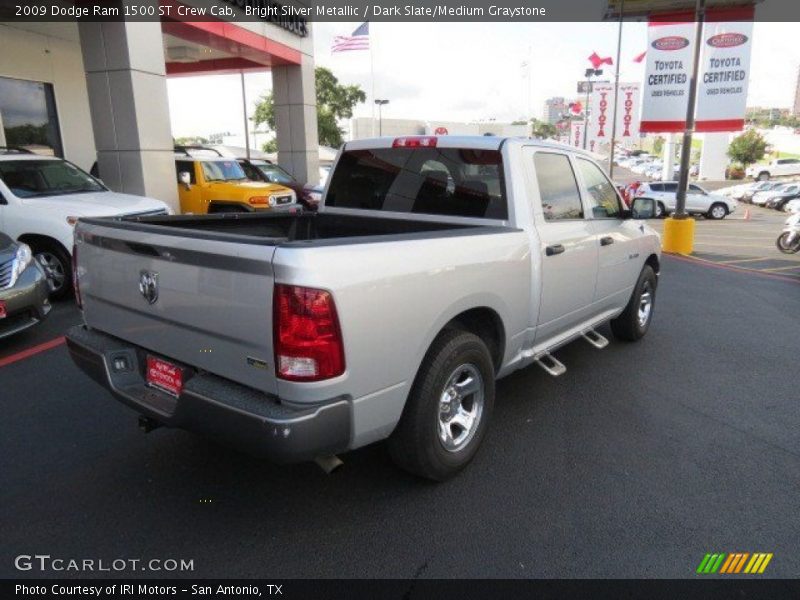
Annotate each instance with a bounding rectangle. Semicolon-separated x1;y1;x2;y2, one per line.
332;22;370;53
588;51;613;69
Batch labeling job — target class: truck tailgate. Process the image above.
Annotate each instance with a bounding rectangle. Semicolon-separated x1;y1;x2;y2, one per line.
75;221;278;395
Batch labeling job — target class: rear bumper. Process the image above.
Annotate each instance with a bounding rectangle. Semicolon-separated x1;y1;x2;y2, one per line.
65;325;351;463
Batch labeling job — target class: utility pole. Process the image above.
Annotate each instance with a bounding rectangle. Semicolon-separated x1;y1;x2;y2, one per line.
608;0;624;178
240;72;250;160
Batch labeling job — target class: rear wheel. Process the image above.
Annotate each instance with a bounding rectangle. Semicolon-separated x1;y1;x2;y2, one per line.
757;171;770;181
610;265;657;342
650;200;666;218
707;203;728;220
388;329;495;481
32;242;71;300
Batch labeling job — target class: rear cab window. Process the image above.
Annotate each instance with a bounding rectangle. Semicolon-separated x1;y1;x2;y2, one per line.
325;146;508;220
532;152;583;221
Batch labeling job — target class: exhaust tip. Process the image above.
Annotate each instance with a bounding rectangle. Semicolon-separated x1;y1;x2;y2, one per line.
314;455;344;475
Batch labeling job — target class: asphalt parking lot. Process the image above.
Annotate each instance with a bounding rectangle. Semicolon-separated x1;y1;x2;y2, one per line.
1;252;798;579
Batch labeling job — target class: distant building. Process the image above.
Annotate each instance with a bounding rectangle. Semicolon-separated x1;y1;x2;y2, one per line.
793;65;800;117
542;97;567;124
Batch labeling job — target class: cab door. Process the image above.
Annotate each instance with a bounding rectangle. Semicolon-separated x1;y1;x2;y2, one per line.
523;148;598;343
175;160;203;214
574;157;644;311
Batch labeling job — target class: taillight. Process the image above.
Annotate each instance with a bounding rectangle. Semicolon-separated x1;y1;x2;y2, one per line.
392;136;437;148
72;244;82;309
273;284;345;381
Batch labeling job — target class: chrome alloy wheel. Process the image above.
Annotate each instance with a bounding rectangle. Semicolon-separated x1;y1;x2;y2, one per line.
36;252;65;292
637;280;653;328
710;205;727;219
437;364;485;453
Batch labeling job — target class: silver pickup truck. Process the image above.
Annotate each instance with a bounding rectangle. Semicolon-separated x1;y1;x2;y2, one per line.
66;136;661;480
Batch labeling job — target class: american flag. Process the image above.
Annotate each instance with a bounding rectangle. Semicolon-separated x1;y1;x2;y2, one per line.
331;22;370;53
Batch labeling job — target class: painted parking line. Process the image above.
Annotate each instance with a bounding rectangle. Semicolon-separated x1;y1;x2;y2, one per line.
667;254;800;284
717;256;775;264
0;336;66;369
762;264;800;272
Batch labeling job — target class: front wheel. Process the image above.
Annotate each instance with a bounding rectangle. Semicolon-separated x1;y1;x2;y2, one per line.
707;203;728;220
610;265;657;342
33;243;72;300
757;171;770;181
388;329;495;481
776;231;800;254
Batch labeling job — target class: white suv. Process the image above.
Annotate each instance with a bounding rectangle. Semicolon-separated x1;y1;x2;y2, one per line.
0;148;170;298
636;181;737;219
746;158;800;181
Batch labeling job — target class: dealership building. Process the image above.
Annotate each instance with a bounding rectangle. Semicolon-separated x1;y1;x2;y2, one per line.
0;0;319;210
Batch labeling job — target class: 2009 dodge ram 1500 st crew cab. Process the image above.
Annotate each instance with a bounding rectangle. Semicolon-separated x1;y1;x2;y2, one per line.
66;136;661;480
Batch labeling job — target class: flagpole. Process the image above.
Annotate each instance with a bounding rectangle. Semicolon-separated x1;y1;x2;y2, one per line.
370;24;376;137
608;0;624;178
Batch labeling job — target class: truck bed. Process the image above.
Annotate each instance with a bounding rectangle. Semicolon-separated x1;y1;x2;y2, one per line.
81;212;508;246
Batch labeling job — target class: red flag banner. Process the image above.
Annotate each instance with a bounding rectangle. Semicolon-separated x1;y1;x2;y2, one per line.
588;51;613;69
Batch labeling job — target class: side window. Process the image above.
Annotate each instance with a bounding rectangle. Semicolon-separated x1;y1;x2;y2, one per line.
533;152;583;221
649;183;663;192
575;158;622;219
662;183;678;193
688;184;704;194
175;160;195;184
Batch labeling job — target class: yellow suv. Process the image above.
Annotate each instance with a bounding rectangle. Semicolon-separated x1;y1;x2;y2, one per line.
174;148;297;214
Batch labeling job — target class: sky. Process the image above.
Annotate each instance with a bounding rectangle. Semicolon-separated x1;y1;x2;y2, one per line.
166;21;800;139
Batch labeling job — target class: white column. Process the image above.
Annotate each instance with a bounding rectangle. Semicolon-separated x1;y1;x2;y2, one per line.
662;135;675;181
699;132;729;181
78;12;178;210
271;53;320;185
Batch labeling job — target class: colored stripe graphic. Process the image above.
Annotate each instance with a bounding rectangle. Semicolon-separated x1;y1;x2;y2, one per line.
701;552;774;574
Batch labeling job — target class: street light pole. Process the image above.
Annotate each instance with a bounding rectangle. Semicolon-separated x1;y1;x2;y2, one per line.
608;0;625;178
374;99;389;136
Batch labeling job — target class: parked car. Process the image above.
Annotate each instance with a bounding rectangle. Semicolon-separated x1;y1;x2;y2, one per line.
764;185;800;210
783;198;800;213
0;147;170;298
636;181;737;219
734;180;783;202
235;157;322;211
752;183;799;206
67;135;661;481
174;147;298;215
0;231;51;339
746;158;800;181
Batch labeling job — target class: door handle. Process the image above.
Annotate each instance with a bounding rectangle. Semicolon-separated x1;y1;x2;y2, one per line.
545;244;565;256
600;236;615;246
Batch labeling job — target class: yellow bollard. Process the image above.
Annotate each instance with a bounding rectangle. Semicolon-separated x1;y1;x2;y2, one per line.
662;216;696;254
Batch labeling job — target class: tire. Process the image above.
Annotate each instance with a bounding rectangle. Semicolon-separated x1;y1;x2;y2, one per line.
32;242;71;300
707;203;728;220
610;265;657;342
388;329;495;481
776;231;800;254
649;200;665;218
757;171;770;181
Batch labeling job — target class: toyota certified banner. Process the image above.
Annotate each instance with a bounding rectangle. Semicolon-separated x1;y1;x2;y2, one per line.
640;8;754;133
570;120;585;148
695;17;753;132
587;82;641;151
640;20;695;132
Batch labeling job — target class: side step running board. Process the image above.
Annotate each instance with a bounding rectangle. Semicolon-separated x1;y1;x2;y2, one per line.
582;329;609;349
535;353;566;377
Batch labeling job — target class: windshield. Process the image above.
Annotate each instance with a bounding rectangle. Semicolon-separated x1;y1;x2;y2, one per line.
0;159;105;198
253;162;296;184
326;147;508;220
201;160;247;182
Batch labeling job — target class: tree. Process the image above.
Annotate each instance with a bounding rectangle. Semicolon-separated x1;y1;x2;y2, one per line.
652;136;665;156
530;118;557;139
253;67;366;148
727;129;767;167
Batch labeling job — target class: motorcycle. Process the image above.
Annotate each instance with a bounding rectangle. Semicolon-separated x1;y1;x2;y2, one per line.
776;212;800;254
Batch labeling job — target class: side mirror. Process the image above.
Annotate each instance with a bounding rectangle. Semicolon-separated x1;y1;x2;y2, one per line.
631;197;656;220
179;171;191;189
